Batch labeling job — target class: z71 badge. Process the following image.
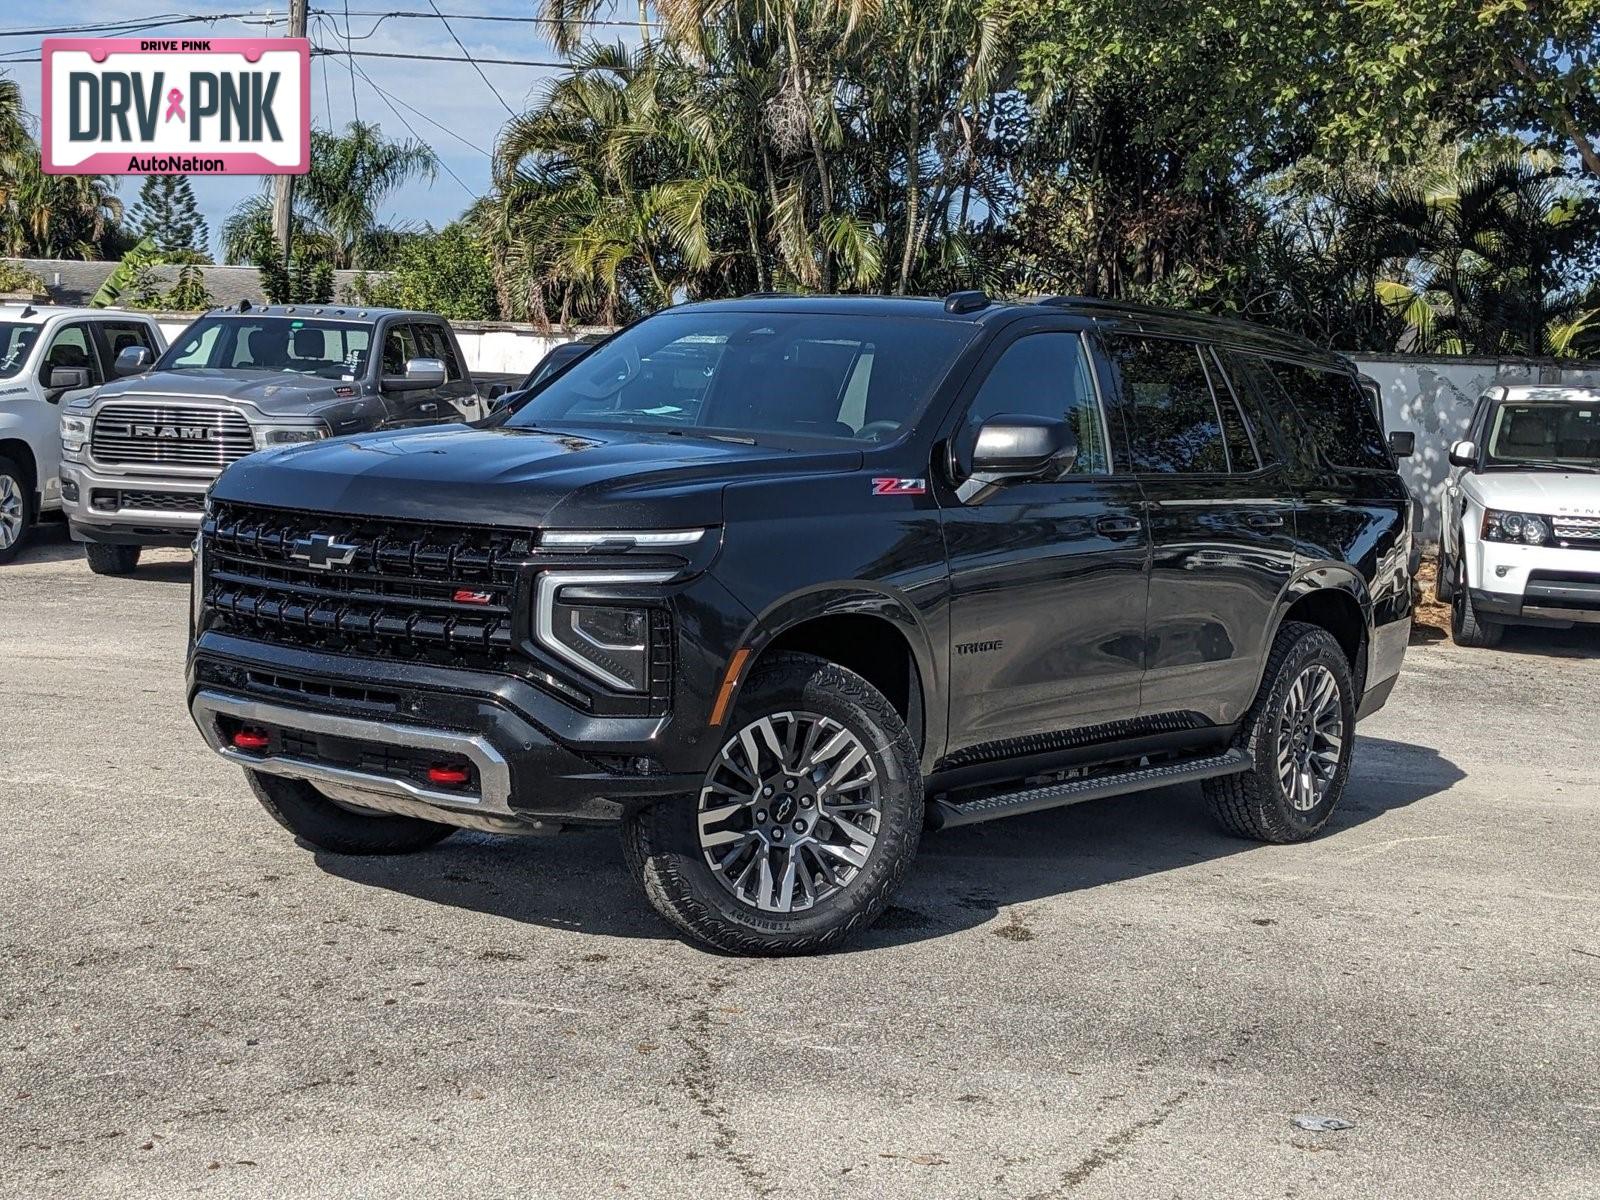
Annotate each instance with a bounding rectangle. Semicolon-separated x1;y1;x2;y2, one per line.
872;477;927;496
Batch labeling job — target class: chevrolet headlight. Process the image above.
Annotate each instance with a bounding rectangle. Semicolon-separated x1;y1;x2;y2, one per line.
60;413;90;456
534;571;673;692
253;424;328;449
1483;509;1551;545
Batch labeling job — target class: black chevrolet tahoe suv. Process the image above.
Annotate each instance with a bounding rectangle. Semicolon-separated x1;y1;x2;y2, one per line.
187;293;1414;955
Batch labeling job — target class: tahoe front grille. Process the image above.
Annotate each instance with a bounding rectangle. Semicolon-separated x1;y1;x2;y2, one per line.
201;501;536;677
91;402;255;469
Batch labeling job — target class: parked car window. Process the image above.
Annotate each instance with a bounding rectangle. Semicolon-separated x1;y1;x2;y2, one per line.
512;312;978;443
1107;336;1227;473
1266;360;1391;470
1200;350;1264;472
0;323;42;379
160;317;372;379
412;323;463;381
963;332;1109;473
42;324;103;386
381;324;419;377
98;320;157;359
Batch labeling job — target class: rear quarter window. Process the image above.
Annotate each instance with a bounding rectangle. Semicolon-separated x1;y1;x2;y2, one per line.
1267;360;1391;470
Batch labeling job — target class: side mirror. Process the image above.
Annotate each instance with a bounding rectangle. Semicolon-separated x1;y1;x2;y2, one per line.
1448;439;1478;469
958;415;1078;502
46;366;91;393
113;345;153;377
486;388;523;414
1387;430;1415;459
382;356;447;392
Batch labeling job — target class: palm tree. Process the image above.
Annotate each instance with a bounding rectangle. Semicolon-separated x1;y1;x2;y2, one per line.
223;121;437;269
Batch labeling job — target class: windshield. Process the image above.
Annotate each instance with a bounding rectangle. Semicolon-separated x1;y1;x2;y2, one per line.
157;316;374;380
507;310;979;443
1486;401;1600;471
0;322;42;379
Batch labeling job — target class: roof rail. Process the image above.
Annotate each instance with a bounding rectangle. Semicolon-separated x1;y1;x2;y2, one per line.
740;290;800;299
944;289;989;314
1034;294;1324;354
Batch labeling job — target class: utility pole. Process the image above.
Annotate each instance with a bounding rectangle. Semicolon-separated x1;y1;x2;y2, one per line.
271;0;309;272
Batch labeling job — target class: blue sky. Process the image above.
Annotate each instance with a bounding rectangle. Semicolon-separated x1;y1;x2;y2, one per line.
5;0;624;259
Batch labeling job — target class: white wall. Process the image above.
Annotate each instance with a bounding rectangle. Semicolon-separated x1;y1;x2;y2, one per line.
1349;355;1600;538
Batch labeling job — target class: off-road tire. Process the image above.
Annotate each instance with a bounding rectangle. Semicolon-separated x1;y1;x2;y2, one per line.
85;543;142;576
246;770;455;855
1450;559;1503;648
622;652;923;955
1202;621;1356;844
1433;547;1452;603
0;456;33;566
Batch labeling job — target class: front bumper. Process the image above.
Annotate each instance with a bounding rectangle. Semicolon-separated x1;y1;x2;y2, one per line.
1467;540;1600;626
59;461;207;546
188;634;704;830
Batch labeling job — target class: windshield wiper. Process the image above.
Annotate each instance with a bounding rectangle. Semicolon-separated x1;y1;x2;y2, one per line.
1497;459;1600;474
660;427;758;445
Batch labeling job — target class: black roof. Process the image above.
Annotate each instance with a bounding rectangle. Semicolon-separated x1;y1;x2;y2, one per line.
682;291;1342;367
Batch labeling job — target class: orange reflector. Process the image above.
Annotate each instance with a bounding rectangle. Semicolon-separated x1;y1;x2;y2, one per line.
708;647;751;727
232;728;270;750
427;765;471;786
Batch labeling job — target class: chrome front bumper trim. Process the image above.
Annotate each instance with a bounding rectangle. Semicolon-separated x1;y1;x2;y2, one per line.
192;689;518;819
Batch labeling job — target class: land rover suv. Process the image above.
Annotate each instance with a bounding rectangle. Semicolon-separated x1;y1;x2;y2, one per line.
186;294;1414;955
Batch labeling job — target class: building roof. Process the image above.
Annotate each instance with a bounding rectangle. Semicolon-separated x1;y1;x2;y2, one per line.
1;257;383;310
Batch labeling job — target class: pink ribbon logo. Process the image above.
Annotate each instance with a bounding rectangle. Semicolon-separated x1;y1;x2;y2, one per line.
164;88;185;123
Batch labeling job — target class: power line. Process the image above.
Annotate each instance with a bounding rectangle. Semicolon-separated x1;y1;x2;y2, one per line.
312;9;659;39
353;60;492;159
0;12;278;40
348;56;478;199
314;47;591;70
427;0;515;118
342;0;361;125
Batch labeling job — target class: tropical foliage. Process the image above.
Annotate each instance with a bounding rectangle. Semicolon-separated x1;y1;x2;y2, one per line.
0;76;126;260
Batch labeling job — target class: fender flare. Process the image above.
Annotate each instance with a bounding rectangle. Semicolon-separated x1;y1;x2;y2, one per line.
1256;563;1375;696
717;581;945;770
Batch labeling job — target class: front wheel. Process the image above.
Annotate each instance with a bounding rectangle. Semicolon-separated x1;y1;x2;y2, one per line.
85;543;142;576
0;457;33;565
1203;621;1356;843
623;652;924;955
1450;559;1503;647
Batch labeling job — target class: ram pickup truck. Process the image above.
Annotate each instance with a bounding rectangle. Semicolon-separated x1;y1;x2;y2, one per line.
0;305;166;565
60;303;484;575
186;292;1414;955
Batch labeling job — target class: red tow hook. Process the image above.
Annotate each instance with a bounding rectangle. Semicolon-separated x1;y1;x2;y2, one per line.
427;764;471;787
232;727;270;751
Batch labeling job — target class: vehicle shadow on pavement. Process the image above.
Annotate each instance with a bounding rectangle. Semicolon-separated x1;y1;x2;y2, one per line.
14;523;192;583
1491;624;1600;659
312;735;1463;952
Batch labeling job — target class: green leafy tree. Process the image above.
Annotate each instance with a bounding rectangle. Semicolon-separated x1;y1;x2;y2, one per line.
349;222;499;320
127;175;210;260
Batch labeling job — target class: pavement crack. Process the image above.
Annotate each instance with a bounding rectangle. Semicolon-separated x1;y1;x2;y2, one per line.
676;974;773;1197
1032;1091;1187;1197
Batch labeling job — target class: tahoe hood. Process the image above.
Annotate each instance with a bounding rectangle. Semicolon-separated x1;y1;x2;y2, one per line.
212;423;865;529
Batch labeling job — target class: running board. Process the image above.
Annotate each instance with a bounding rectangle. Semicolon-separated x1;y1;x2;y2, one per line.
928;748;1252;830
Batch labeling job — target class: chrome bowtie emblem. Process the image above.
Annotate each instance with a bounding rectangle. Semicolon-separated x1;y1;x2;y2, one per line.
290;533;358;570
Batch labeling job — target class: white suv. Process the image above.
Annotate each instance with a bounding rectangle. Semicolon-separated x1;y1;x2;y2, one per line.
0;304;166;564
1437;384;1600;646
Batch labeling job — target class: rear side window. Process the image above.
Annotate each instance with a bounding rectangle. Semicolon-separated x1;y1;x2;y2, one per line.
1266;361;1390;469
1201;350;1263;472
97;320;157;361
1105;336;1227;473
964;332;1110;474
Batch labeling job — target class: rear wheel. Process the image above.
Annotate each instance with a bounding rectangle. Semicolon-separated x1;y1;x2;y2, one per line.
84;543;142;576
247;771;455;855
1450;558;1503;648
0;457;33;565
623;652;923;955
1203;621;1355;843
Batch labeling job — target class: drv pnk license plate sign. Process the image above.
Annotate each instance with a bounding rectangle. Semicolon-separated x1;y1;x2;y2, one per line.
42;38;309;175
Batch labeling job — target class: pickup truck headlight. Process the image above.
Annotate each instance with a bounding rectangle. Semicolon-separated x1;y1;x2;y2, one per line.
534;571;674;692
1483;509;1551;546
253;424;328;449
60;413;91;457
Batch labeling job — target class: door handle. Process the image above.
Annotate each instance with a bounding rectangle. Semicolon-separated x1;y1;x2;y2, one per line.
1245;513;1285;529
1095;516;1142;537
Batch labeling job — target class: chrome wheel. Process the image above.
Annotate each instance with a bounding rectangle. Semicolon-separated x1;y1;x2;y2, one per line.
0;473;23;551
698;710;882;914
1276;663;1343;811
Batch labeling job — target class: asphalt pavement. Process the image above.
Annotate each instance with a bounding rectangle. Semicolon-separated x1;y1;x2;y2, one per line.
4;525;1598;1198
